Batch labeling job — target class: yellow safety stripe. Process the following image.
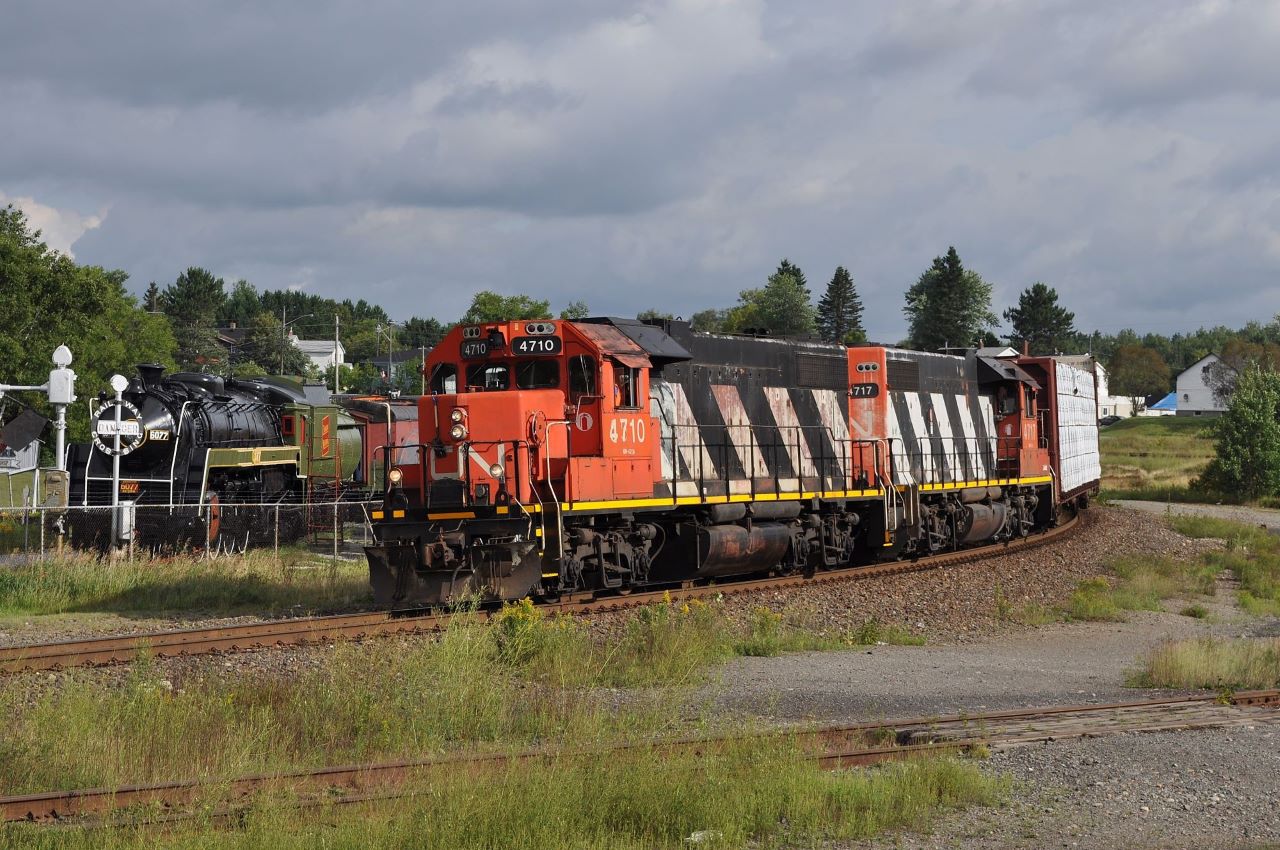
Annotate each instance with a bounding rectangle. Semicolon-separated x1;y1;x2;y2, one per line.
377;477;1053;523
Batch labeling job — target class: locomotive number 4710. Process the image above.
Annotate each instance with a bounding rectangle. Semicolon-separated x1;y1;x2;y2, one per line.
512;336;562;355
609;416;646;449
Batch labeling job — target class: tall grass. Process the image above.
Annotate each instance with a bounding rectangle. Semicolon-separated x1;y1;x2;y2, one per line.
0;549;369;617
0;598;926;796
1;752;1003;850
1130;637;1280;690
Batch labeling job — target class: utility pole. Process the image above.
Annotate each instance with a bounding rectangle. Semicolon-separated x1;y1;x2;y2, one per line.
334;314;341;396
280;306;287;374
421;345;426;395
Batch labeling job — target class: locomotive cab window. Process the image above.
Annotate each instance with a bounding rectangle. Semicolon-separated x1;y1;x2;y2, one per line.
429;363;458;394
614;365;640;409
996;385;1018;416
515;359;559;390
466;362;509;391
569;355;597;398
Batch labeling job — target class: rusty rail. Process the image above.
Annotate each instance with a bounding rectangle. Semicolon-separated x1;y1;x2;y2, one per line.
0;513;1084;674
5;685;1276;825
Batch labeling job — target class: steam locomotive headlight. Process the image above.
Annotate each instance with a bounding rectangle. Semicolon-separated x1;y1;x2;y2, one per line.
450;408;465;423
488;463;504;479
388;467;404;486
450;423;468;440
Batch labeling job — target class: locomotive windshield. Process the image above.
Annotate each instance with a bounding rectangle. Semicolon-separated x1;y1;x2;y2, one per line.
466;362;509;391
515;359;558;390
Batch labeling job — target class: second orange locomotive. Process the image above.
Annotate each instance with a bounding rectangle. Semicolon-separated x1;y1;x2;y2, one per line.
366;317;1099;606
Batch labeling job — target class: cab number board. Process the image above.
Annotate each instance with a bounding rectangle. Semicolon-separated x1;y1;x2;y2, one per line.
461;340;490;359
512;336;562;355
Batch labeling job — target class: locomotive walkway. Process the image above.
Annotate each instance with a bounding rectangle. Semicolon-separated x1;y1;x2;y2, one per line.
5;687;1277;825
0;513;1086;674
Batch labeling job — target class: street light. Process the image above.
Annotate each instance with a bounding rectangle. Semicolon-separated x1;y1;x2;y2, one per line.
376;321;398;390
281;311;314;374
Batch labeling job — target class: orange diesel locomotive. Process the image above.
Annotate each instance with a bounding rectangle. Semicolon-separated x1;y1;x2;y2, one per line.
365;318;1100;606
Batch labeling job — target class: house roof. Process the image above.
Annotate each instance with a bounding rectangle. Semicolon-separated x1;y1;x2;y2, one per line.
1177;353;1223;379
1148;391;1177;411
293;338;345;357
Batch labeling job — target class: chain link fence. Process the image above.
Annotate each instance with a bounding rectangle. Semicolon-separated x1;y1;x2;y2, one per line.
0;500;382;563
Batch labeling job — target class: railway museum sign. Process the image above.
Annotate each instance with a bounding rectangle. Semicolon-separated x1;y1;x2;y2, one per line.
91;399;144;456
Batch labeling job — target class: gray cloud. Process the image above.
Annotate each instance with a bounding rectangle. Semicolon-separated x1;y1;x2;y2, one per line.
3;0;1279;342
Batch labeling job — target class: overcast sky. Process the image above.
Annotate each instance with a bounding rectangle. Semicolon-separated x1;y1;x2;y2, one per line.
3;0;1278;342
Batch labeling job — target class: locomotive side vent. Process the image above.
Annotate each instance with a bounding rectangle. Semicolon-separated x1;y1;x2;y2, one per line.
795;353;847;389
885;358;920;392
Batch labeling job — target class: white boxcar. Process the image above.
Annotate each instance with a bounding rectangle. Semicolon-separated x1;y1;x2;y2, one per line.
1054;360;1102;496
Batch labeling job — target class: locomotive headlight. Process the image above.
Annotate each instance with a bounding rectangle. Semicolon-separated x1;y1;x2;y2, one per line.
450;408;465;423
488;463;504;479
450;423;468;440
388;467;404;485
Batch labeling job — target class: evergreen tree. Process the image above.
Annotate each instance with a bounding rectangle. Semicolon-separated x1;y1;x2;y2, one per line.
1197;368;1280;499
1003;282;1076;354
240;312;312;376
161;267;226;326
398;316;446;350
776;258;809;298
144;281;161;312
903;247;997;351
689;308;727;333
637;308;675;322
218;279;262;328
815;266;865;344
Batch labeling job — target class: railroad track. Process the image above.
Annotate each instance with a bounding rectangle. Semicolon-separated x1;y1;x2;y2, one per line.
0;512;1085;674
5;685;1276;825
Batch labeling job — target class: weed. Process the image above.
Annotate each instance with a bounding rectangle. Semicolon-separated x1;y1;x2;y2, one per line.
1130;637;1280;690
1179;604;1209;619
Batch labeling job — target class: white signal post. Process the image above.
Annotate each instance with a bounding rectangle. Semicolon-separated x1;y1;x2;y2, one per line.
108;373;129;545
0;345;77;472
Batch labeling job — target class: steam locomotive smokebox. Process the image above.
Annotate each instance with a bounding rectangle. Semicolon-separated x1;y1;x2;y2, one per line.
688;522;793;577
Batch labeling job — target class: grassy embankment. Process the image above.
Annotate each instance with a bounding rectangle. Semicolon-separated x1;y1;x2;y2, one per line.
0;600;992;849
1097;416;1217;503
0;548;371;619
1057;515;1280;689
1066;515;1280;622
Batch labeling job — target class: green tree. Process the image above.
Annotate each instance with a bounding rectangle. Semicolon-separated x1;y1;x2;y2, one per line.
558;300;590;320
816;266;865;344
161;267;226;326
0;205;175;443
1197;368;1280;499
1108;344;1170;414
903;247;997;351
1202;338;1280;406
143;281;161;312
689;308;727;333
218;279;261;328
723;272;816;337
776;258;809;298
461;291;551;323
240;312;312;376
637;308;675;322
1003;282;1076;354
398;316;446;350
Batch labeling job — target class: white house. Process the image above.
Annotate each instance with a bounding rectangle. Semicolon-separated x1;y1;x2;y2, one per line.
291;335;346;374
1055;354;1133;418
1176;353;1229;417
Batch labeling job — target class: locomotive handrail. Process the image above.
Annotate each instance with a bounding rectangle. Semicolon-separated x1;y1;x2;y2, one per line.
167;401;192;509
